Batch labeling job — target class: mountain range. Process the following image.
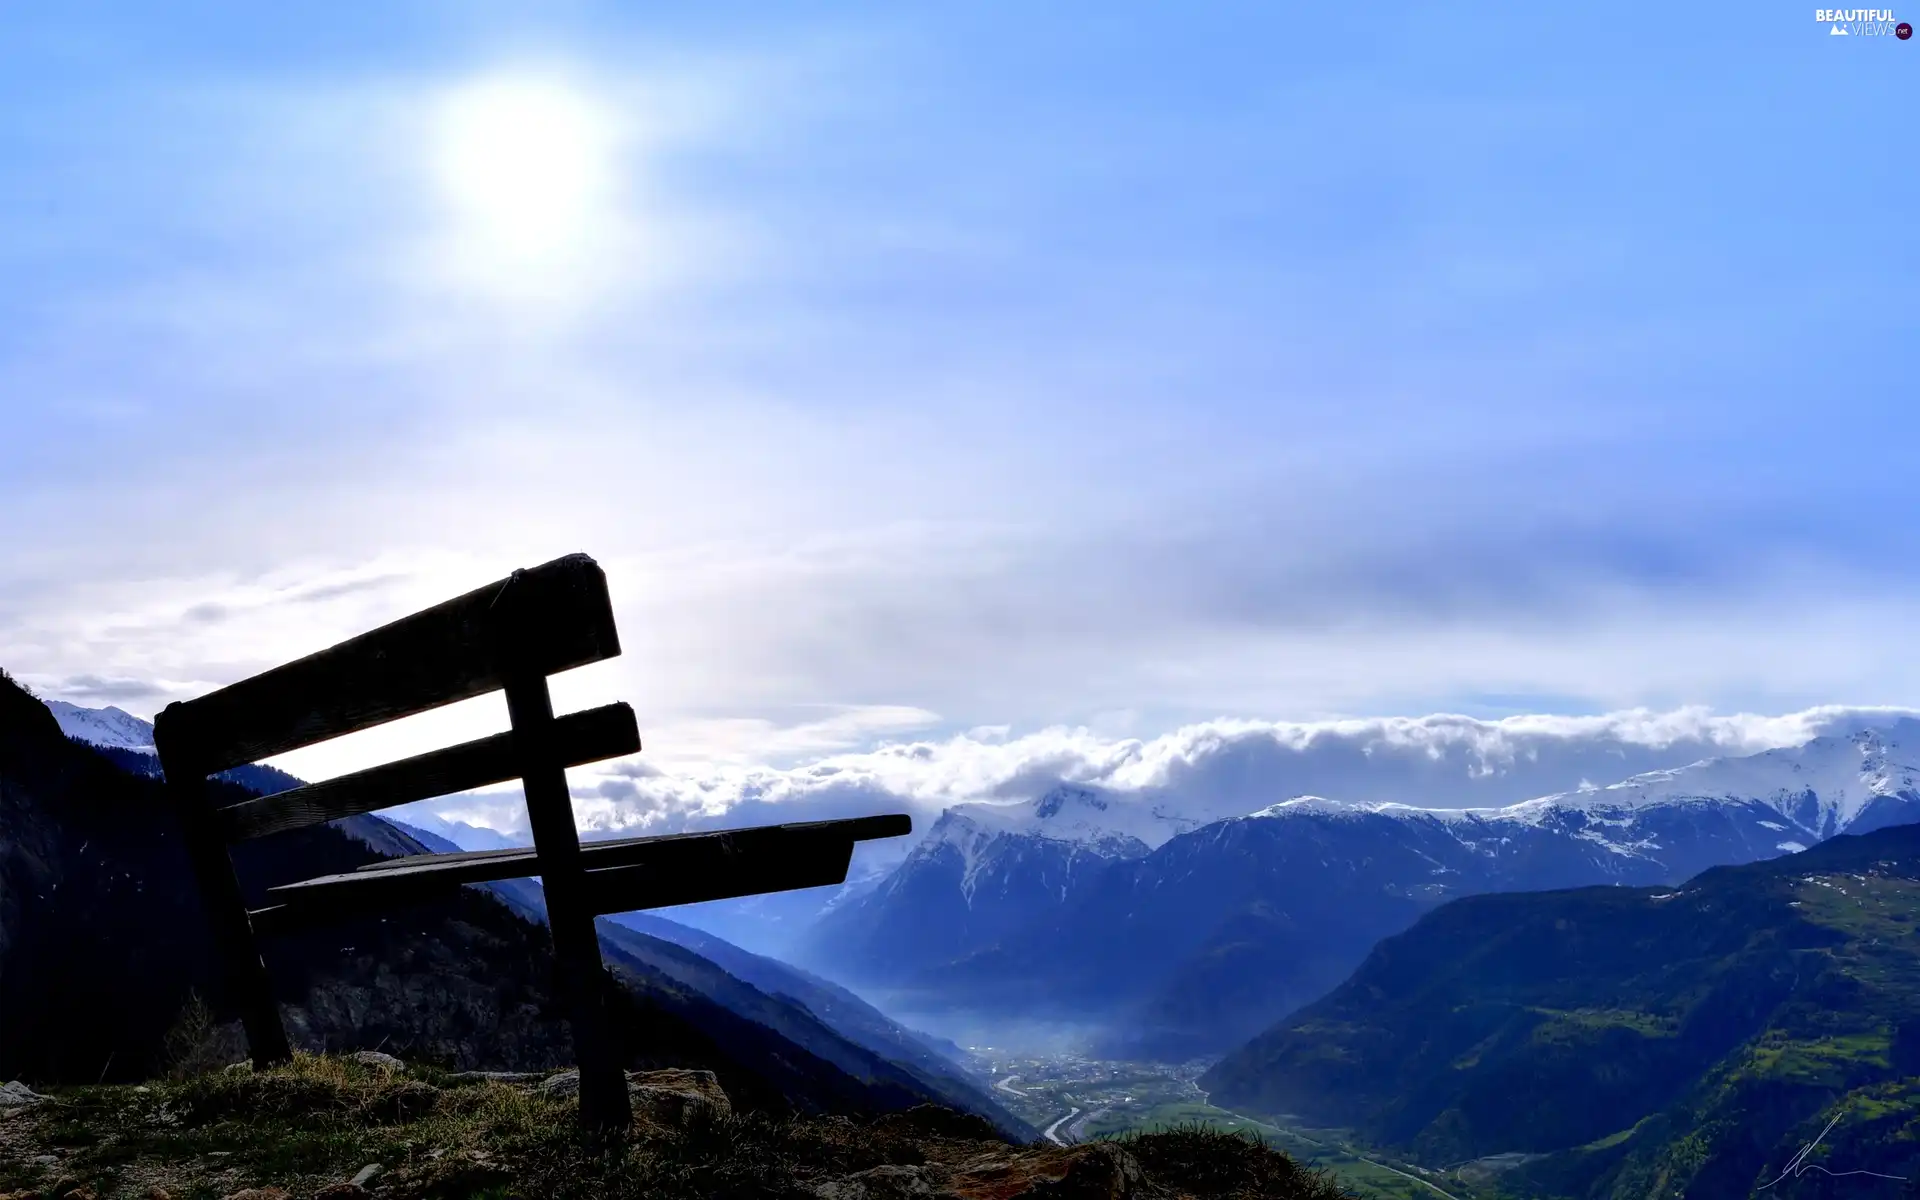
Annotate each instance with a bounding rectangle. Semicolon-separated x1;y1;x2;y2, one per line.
27;674;1920;1197
12;676;1030;1138
1200;820;1920;1198
800;720;1920;1058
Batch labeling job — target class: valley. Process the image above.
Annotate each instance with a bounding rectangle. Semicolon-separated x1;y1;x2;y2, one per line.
964;1050;1494;1199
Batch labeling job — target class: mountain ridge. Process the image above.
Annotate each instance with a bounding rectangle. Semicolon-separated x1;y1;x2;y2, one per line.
1197;821;1920;1197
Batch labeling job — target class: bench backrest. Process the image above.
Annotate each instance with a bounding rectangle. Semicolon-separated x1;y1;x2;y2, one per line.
154;553;626;835
151;550;905;1134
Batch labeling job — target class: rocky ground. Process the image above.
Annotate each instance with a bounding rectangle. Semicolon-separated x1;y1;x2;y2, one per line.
0;1053;1347;1200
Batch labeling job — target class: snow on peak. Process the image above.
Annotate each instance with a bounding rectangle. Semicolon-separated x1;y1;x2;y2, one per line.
45;701;156;752
926;782;1229;853
1232;720;1920;836
1527;719;1920;831
901;716;1920;873
1034;783;1110;819
1244;794;1489;823
904;788;1158;907
1249;795;1351;818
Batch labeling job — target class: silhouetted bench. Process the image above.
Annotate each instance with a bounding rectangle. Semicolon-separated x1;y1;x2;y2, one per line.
155;553;910;1129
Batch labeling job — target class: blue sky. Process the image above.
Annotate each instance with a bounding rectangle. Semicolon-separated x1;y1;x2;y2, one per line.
3;2;1916;788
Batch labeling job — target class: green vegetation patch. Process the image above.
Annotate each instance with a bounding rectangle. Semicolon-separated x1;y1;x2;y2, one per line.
1524;1006;1676;1038
1793;874;1920;938
1732;1031;1893;1087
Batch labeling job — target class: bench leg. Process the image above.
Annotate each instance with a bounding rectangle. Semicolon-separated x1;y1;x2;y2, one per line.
505;674;633;1131
164;772;293;1066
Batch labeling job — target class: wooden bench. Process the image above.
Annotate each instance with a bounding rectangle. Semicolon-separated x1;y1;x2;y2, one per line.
154;553;911;1129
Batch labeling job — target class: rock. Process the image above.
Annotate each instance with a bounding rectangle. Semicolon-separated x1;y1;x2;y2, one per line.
0;1081;48;1107
871;1105;1004;1143
413;1148;509;1193
218;1191;289;1200
348;1163;383;1188
444;1071;545;1085
346;1051;405;1074
812;1164;947;1199
952;1143;1155;1200
361;1081;438;1124
625;1068;731;1130
537;1066;731;1126
30;1154;60;1165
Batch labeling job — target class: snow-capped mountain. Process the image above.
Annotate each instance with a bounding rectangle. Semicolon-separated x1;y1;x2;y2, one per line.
1499;725;1920;839
45;701;155;751
796;784;1156;983
802;721;1920;1058
934;781;1231;853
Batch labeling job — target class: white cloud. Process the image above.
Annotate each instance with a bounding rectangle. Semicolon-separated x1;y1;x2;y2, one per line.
382;702;1919;849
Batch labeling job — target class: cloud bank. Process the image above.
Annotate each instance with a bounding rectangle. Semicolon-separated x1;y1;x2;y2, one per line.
389;704;1920;856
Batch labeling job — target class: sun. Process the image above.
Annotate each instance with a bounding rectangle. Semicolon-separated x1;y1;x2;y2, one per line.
433;76;618;273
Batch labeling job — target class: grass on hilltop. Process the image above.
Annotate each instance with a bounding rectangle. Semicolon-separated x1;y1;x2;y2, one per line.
0;1053;1353;1199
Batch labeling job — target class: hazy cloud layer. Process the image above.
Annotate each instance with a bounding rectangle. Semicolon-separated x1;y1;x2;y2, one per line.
384;704;1918;853
2;6;1913;790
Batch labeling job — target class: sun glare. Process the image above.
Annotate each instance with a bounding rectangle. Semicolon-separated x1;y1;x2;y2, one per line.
433;76;619;275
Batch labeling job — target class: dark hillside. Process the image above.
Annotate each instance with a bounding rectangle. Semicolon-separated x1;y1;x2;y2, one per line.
0;670;1006;1123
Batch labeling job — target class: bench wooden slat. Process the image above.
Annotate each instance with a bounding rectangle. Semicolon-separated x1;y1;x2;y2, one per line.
154;554;619;774
246;836;859;936
344;813;912;875
260;814;911;908
218;703;642;841
585;839;856;915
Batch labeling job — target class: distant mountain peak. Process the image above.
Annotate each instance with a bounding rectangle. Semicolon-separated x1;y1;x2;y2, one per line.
1545;720;1920;830
1033;783;1108;818
1247;794;1351;818
929;783;1201;856
44;701;157;752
